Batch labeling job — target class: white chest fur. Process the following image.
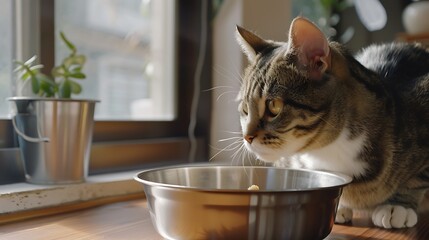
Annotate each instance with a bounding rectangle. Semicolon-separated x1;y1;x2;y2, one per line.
283;129;368;177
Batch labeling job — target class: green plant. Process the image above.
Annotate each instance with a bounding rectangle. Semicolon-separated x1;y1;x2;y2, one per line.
14;32;86;98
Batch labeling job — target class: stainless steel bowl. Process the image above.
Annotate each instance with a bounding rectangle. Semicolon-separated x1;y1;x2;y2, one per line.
134;165;352;240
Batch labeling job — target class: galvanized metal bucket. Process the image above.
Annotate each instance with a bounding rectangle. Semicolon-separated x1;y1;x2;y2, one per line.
9;97;98;184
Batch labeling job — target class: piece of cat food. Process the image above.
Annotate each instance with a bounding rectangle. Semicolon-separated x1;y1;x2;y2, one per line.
247;184;260;190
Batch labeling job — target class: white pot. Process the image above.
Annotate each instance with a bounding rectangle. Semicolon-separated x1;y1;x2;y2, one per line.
403;1;429;34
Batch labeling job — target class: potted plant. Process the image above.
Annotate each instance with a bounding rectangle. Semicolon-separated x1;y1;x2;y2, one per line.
9;32;99;185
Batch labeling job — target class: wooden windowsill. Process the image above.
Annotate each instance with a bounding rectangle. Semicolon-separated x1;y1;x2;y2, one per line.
396;32;429;46
0;170;145;224
2;199;429;239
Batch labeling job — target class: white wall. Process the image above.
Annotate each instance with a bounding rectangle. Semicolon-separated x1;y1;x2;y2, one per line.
210;0;292;163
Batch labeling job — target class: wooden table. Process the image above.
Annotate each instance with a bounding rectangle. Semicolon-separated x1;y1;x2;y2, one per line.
1;199;429;239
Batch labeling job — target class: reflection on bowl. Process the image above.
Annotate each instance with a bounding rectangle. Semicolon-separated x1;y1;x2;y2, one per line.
134;164;352;240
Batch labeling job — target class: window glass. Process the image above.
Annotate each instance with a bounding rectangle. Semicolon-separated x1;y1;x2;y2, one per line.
0;0;13;118
55;0;176;120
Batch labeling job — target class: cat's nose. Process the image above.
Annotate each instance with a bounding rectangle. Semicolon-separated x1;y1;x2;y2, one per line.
244;135;255;144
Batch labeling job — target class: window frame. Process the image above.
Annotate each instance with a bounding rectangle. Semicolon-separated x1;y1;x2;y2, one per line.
0;0;212;181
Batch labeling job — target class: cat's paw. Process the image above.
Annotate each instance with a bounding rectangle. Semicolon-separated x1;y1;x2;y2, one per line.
371;204;418;228
335;207;353;223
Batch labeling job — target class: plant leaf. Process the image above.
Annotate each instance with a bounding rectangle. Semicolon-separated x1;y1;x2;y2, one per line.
29;73;56;97
40;80;56;97
70;80;82;94
24;55;38;66
51;66;65;77
60;31;76;54
29;64;44;72
13;65;24;73
59;80;72;98
13;61;26;72
19;71;31;81
38;73;56;85
69;72;86;79
71;66;82;73
31;75;40;94
63;55;86;67
74;55;86;65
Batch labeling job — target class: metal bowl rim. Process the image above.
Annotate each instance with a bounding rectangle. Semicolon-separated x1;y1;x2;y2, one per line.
8;96;100;103
134;163;353;193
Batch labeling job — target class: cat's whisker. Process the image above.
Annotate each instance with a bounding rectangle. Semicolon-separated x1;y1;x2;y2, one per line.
230;143;245;166
213;65;243;85
211;140;242;152
202;85;234;92
218;136;242;142
209;139;243;162
240;146;250;176
241;147;256;167
220;130;242;135
204;84;239;103
209;142;237;152
231;143;245;165
231;66;245;85
216;91;239;102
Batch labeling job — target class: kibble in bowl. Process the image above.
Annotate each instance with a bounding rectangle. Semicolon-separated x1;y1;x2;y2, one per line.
247;184;260;190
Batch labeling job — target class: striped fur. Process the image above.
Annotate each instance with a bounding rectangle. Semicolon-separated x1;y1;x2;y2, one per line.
236;17;429;228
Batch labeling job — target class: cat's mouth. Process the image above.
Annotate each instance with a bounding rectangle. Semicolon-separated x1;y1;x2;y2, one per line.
242;129;305;162
244;135;284;162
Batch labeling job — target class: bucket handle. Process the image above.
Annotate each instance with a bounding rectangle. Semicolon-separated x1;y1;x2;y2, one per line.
12;116;50;143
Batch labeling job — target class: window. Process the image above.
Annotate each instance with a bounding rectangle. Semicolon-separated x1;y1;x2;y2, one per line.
0;0;13;118
0;0;212;182
55;0;176;120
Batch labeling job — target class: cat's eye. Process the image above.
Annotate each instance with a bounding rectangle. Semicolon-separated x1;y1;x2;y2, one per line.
241;102;248;115
268;98;283;116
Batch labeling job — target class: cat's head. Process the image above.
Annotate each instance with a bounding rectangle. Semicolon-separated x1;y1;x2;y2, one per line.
236;17;345;162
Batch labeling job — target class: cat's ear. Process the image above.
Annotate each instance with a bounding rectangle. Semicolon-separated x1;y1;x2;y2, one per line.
236;26;270;62
288;17;331;80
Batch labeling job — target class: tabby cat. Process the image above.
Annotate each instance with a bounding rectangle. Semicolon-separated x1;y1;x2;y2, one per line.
235;16;429;229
